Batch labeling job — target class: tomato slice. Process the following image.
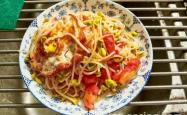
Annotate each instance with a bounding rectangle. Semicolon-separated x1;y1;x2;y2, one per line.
79;29;86;43
73;53;83;64
112;59;141;85
82;75;97;86
100;69;108;81
85;84;99;95
103;34;115;53
83;84;99;110
118;70;136;85
120;59;140;84
107;59;120;70
127;58;140;69
83;92;97;110
111;71;121;81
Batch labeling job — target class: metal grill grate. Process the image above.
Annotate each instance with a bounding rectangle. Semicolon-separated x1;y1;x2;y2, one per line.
0;0;187;114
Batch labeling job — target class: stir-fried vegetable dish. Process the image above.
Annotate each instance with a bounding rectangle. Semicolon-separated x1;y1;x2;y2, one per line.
26;11;144;110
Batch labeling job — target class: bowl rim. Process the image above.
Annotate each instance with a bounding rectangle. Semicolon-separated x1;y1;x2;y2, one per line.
19;0;153;114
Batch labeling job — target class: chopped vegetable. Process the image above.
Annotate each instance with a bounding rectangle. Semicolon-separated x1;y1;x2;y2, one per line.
94;12;105;25
86;63;97;71
101;85;108;91
97;11;105;20
118;70;136;85
83;92;97;110
32;73;42;84
118;59;140;85
82;75;97;86
124;32;134;39
111;71;121;81
70;97;80;105
105;79;117;88
103;34;115;53
127;58;140;68
43;18;49;23
137;51;144;57
85;84;99;95
131;31;138;37
114;31;121;38
99;48;107;57
107;60;120;70
113;56;123;63
84;20;93;26
70;79;80;86
24;55;30;62
44;42;57;53
31;72;37;79
100;69;108;81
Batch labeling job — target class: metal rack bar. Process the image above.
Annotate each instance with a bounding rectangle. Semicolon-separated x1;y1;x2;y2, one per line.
151;72;187;76
0;39;22;42
0;50;19;53
153;59;187;63
153;47;187;50
129;100;187;106
144;85;187;89
146;26;187;29
150;36;187;40
0;89;28;92
0;104;45;108
0;100;186;108
1;85;187;93
139;17;187;20
0;62;19;66
0;75;21;79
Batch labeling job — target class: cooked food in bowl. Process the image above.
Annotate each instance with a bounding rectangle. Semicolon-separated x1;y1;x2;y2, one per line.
25;11;145;110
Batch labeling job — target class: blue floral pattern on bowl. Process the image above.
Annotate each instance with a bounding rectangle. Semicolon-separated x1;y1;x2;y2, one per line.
19;0;153;114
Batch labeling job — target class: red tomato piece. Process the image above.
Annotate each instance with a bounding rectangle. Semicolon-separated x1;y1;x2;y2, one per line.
85;84;99;95
112;59;141;85
103;34;115;53
56;63;71;71
100;69;108;81
111;71;121;81
79;29;86;43
107;60;120;70
119;59;140;84
127;58;140;69
73;53;83;64
118;70;136;85
82;75;97;86
83;92;97;110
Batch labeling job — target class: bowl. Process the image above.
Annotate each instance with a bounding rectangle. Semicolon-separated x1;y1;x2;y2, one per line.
19;0;153;114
